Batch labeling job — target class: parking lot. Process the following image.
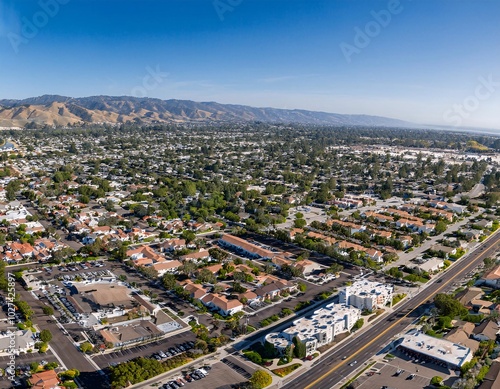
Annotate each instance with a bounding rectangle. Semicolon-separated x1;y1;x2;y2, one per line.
35;260;112;284
92;331;196;369
354;352;459;389
150;357;255;389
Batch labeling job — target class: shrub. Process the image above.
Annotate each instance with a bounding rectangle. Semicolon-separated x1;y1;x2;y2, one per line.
352;318;364;331
272;363;301;377
250;370;273;388
430;376;443;386
244;350;263;365
294;301;311;312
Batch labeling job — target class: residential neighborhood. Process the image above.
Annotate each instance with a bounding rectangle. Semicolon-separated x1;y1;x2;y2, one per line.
0;124;500;389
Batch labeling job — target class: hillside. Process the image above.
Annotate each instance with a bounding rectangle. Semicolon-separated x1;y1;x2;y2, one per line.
0;95;416;128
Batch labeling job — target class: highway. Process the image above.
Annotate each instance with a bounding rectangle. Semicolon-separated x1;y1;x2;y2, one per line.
284;231;500;389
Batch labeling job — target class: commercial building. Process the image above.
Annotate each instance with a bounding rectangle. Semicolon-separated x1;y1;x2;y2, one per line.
339;280;393;310
100;320;164;348
0;329;35;355
397;329;473;369
264;303;361;356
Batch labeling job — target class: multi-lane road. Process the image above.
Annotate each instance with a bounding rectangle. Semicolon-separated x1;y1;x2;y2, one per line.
284;232;500;389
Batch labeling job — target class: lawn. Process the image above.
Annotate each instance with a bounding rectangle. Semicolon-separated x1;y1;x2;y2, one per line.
392;293;407;306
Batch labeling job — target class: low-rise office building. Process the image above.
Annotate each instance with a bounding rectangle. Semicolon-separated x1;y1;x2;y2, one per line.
264;303;361;356
339;280;393;310
397;329;473;369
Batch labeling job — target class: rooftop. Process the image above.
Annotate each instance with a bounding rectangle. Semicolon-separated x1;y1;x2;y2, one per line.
75;282;134;309
100;320;163;345
346;280;393;297
399;329;473;368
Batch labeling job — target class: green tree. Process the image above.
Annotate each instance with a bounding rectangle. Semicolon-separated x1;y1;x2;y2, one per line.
352;318;364;330
436;316;452;330
197;268;217;284
42;306;54;316
386;267;403;279
15;300;33;320
181;230;196;243
263;340;277;359
38;342;48;353
434;293;468;317
162;273;177;290
180;260;197;276
292;336;306;359
245;351;263;365
435;221;447;234
39;329;52;343
294;218;307;228
80;342;93;353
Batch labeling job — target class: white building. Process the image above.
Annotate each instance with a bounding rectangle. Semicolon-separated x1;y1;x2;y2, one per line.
397;329;473;369
0;330;35;355
339;280;393;311
264;303;361;356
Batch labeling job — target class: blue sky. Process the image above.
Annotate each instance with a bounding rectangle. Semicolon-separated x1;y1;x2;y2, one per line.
0;0;499;129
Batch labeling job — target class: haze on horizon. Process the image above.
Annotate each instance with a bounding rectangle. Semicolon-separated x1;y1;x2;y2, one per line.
0;0;499;130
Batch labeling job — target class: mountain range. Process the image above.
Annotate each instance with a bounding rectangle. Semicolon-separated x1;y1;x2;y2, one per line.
0;95;416;128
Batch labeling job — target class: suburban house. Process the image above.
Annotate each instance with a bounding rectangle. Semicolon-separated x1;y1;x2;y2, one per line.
414;257;444;273
28;370;61;389
463;229;482;241
126;245;164;265
152;260;183;276
179;249;211;263
478;361;500;389
430;244;457;258
292;259;322;275
473;321;499;342
474;219;493;229
365;248;384;263
160;238;186;252
444;323;480;353
200;293;244;316
182;281;209;299
480;264;500;289
219;234;275;259
100;320;164;348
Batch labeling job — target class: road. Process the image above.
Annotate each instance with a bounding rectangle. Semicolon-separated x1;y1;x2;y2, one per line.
453;183;485;202
383;211;480;270
284;230;500;389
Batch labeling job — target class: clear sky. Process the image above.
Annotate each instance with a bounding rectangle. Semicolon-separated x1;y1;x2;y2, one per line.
0;0;499;129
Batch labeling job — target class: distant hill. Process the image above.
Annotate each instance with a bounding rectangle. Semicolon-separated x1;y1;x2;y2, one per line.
0;95;417;128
